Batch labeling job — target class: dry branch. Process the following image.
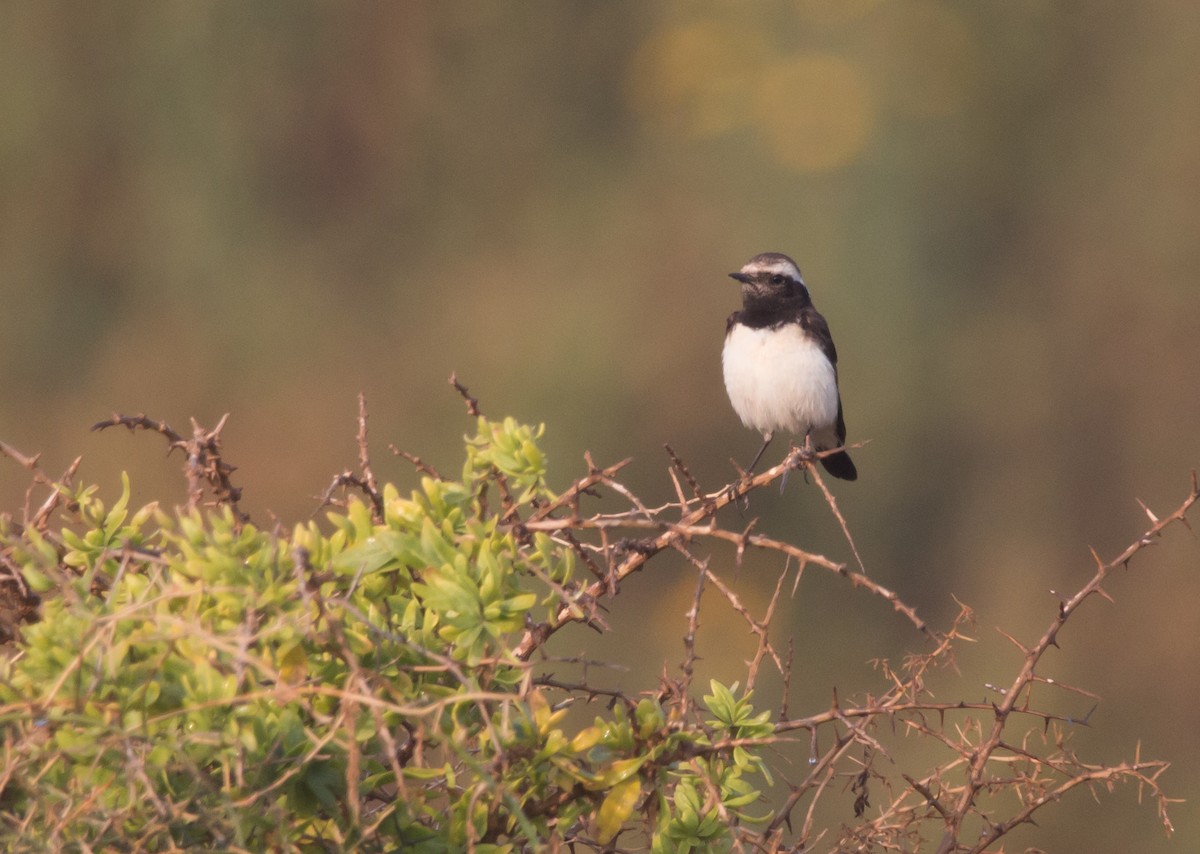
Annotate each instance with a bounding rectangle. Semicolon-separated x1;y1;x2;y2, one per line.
92;412;248;524
511;444;928;661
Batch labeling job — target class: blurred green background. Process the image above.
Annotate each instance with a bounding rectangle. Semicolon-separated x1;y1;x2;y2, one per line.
2;2;1198;849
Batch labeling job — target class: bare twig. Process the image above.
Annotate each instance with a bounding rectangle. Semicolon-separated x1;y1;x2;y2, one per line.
932;474;1199;854
389;445;444;480
679;561;706;704
356;393;380;508
449;371;481;417
512;445;929;660
311;397;386;521
92;412;248;525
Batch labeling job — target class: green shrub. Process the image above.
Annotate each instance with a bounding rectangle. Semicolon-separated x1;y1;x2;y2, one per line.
0;417;775;852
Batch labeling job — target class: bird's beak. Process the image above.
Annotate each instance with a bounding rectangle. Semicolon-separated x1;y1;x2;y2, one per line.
729;272;752;284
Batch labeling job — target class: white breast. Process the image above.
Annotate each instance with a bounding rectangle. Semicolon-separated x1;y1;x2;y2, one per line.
722;323;840;445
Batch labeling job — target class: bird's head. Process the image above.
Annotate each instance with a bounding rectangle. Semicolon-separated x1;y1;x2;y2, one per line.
729;253;810;304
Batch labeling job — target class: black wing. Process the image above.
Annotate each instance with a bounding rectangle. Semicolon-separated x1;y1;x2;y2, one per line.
803;307;848;444
800;306;838;366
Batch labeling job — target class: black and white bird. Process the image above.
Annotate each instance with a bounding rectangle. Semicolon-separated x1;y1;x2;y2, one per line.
722;252;858;481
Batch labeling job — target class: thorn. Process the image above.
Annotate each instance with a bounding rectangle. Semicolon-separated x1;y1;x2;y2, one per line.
667;467;688;508
995;627;1030;655
735;518;756;567
449;371;481;416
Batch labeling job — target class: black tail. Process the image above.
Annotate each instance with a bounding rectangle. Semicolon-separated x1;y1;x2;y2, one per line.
821;450;857;481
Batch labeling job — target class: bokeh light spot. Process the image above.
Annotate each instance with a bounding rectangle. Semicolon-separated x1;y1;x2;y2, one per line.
752;54;873;173
628;20;767;138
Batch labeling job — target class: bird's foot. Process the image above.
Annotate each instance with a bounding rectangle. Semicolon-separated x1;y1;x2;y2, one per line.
785;440;814;489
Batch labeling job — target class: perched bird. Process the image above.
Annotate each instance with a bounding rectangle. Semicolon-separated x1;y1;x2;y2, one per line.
722;252;858;481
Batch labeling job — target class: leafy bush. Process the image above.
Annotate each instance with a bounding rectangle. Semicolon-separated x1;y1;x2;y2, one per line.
0;395;1194;852
0;416;779;851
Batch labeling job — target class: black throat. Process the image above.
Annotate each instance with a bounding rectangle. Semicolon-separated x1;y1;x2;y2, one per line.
733;288;812;330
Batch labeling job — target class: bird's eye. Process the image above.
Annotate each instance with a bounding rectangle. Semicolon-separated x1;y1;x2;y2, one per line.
770;274;785;285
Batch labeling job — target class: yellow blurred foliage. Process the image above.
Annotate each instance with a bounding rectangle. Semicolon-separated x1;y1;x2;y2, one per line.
753;54;874;173
629;2;977;170
630;19;873;173
627;19;767;137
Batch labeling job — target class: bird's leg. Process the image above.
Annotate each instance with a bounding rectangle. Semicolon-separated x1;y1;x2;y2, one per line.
779;433;806;493
802;431;815;483
746;432;773;475
783;431;816;493
727;433;774;512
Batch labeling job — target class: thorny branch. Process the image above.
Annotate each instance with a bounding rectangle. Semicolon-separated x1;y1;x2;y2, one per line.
314;394;385;522
511;441;928;661
424;380;1196;851
0;438;83;532
0;440;77;638
449;370;481;417
930;471;1199;854
92;412;249;525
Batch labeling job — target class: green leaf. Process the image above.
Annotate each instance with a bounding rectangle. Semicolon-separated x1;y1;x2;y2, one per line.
21;565;54;593
636;698;664;738
596;777;641;844
703;679;737;726
590;755;648;790
570;726;603;754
